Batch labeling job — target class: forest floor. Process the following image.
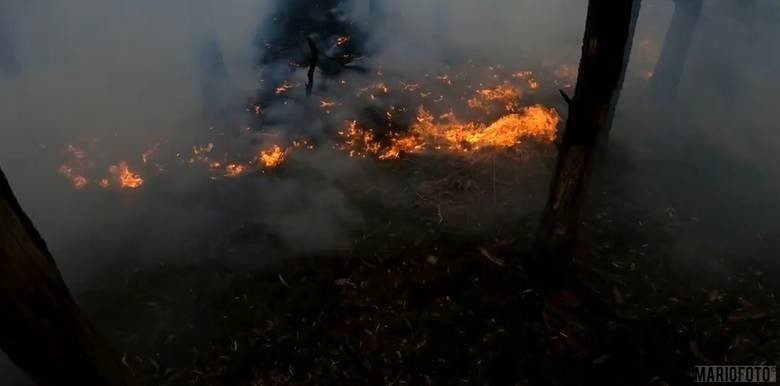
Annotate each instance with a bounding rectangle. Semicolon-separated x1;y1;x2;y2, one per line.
78;146;780;386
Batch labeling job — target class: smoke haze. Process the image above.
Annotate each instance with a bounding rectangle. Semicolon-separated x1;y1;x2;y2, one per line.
1;0;779;383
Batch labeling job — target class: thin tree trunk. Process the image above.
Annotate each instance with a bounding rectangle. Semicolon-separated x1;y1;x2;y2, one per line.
0;168;134;386
650;0;703;98
533;0;641;276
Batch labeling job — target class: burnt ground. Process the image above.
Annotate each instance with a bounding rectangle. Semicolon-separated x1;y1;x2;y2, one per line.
75;145;780;386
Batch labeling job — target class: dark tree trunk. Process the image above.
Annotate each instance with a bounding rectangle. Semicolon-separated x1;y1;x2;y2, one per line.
533;0;641;276
650;0;703;98
0;168;134;386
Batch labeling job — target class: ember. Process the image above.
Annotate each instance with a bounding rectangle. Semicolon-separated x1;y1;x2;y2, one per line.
58;165;88;190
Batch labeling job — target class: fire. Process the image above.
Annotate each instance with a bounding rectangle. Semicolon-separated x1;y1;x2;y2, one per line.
338;121;382;158
436;74;452;85
336;36;350;46
59;145;90;188
468;83;522;113
141;143;159;163
554;64;578;88
57;62;574;192
319;100;336;109
59;165;88;189
438;105;559;150
339;104;559;159
401;81;421;92
275;81;300;95
258;145;286;168
224;163;247;177
512;71;540;90
109;162;144;189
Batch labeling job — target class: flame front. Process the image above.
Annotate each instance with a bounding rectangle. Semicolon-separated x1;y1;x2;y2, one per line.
110;162;144;189
258;145;286;168
57;65;569;191
59;165;88;189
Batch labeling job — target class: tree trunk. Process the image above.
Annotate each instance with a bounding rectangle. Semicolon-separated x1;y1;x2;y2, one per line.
649;0;703;98
0;168;134;386
533;0;641;276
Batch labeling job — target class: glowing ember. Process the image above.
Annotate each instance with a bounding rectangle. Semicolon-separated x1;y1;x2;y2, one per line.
436;74;452;85
554;64;578;88
59;165;88;189
141;143;158;163
336;36;350;46
275;81;300;95
224;163;247;177
401;81;421;92
512;71;540;90
109;161;144;189
258;145;286;168
467;83;522;113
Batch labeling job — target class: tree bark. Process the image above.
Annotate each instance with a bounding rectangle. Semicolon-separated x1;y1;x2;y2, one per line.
649;0;703;98
533;0;641;276
0;168;134;386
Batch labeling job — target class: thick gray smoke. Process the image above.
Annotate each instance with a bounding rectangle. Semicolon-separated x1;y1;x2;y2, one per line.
0;0;372;285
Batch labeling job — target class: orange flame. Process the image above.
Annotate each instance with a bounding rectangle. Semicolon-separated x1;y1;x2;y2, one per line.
224;163;247;177
258;145;286;168
59;165;88;189
109;162;144;189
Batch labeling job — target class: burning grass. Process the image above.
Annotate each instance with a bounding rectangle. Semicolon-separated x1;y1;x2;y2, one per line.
56;63;568;192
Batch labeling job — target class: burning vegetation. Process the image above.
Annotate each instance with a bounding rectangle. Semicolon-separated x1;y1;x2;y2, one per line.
56;64;567;191
7;1;778;386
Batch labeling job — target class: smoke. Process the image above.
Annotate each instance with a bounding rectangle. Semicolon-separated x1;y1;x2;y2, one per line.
611;0;780;266
350;0;780;266
0;0;372;285
347;0;587;72
1;0;780;382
